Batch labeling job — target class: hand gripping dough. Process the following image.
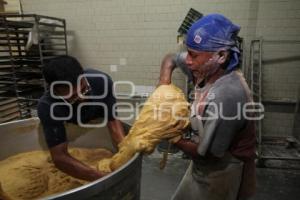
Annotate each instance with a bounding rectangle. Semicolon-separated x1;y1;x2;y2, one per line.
98;84;190;172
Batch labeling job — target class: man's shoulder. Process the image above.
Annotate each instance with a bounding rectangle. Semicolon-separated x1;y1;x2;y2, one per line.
37;92;63;116
37;92;53;123
37;91;52;110
209;71;248;105
37;92;68;124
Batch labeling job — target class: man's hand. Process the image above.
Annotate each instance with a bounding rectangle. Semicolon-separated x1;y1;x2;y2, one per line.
159;53;177;85
97;170;109;177
174;139;200;159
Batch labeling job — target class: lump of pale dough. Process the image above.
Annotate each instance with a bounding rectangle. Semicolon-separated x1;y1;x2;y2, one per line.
98;84;190;173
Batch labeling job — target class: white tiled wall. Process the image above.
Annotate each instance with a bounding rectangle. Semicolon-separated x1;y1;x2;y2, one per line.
256;0;300;102
5;0;20;13
255;0;300;137
263;112;296;137
20;0;258;91
20;0;300;137
262;43;300;101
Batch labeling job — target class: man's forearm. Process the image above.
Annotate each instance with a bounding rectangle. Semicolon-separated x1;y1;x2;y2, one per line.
158;53;176;85
53;154;103;181
159;68;173;85
107;119;125;146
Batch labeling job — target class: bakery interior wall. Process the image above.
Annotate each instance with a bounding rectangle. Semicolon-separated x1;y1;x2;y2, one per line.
20;0;300;138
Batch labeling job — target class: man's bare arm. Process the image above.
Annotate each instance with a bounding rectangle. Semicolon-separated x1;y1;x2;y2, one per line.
158;54;176;85
50;142;106;181
107;119;125;148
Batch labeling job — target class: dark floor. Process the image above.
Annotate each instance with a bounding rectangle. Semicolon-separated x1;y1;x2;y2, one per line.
140;150;300;200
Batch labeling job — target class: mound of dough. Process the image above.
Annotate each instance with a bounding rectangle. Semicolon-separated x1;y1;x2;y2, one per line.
98;84;190;172
0;148;113;200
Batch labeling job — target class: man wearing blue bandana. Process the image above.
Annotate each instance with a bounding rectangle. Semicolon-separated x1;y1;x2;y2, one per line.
159;14;256;200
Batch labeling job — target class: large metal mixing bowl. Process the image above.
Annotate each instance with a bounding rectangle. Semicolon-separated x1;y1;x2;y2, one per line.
0;117;142;200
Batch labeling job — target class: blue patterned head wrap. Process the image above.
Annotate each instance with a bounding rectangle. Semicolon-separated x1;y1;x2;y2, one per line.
186;14;241;71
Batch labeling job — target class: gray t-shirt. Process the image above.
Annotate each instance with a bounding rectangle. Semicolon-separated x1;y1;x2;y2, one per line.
192;70;251;158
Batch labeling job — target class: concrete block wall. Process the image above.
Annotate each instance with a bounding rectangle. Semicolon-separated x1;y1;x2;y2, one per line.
255;0;300;137
20;0;300;137
20;0;257;92
263;112;296;137
5;0;20;13
261;41;299;137
256;0;300;101
262;43;300;101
